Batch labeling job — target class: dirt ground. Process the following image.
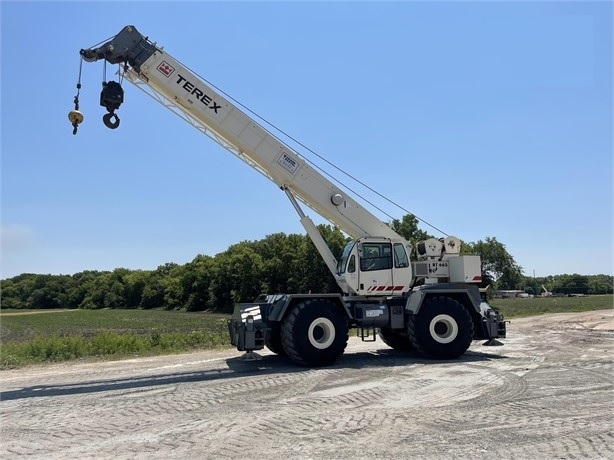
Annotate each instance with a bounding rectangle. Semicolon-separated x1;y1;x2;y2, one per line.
1;309;612;460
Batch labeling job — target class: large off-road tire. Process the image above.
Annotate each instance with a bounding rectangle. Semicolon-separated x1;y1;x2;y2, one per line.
378;328;413;351
281;298;349;367
408;296;474;359
265;330;285;355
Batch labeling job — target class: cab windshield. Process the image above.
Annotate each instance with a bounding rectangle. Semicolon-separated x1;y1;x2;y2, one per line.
336;241;355;275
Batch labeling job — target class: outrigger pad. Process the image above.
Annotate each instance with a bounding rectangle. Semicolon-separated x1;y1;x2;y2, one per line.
483;339;504;346
238;351;263;361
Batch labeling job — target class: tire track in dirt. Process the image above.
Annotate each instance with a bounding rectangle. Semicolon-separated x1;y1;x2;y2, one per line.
1;311;612;459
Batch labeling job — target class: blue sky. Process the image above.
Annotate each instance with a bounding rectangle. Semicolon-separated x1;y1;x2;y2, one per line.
1;1;612;279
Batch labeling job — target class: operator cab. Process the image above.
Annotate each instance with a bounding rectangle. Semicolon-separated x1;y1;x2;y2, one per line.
336;237;413;296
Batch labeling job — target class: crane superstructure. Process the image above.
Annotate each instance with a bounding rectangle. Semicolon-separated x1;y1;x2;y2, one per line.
76;25;506;366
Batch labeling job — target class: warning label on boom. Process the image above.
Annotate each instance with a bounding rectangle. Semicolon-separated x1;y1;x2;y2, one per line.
277;152;299;174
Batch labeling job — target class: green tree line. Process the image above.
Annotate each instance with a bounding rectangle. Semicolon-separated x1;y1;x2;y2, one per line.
2;216;611;312
1;225;347;313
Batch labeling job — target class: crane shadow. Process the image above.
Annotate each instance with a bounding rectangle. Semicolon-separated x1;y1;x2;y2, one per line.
0;347;505;402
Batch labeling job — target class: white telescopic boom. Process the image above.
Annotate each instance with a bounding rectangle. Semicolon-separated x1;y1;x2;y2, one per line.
81;26;402;244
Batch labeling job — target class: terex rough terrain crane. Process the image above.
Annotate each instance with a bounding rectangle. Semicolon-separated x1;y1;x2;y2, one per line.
75;25;506;367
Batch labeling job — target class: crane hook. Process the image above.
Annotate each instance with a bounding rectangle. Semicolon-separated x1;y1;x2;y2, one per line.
102;112;120;129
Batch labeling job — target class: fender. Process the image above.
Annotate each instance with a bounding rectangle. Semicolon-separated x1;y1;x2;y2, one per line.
266;293;352;322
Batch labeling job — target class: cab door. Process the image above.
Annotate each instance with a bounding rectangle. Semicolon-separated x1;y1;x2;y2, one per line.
357;241;394;295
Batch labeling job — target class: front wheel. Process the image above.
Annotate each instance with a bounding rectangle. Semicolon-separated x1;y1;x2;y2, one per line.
408;296;474;359
281;299;349;367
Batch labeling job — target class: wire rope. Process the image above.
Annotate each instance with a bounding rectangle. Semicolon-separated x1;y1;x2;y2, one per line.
177;59;449;237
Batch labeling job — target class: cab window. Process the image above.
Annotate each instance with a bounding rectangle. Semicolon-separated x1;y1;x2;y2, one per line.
348;255;356;273
360;242;392;271
336;241;355;275
394;243;409;268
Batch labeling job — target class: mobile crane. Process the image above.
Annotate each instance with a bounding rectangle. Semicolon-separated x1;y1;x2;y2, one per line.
74;25;506;367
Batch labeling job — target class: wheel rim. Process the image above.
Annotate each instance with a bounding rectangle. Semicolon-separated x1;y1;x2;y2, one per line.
308;317;335;349
428;314;458;344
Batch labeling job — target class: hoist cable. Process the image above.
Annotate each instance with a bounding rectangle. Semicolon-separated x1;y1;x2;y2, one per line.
74;56;83;107
178;59;450;237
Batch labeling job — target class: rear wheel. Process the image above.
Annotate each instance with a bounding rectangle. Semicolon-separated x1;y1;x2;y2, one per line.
378;328;413;351
408;296;473;359
281;299;349;367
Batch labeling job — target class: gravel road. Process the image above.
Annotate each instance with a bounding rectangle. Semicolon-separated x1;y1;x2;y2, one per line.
1;309;612;460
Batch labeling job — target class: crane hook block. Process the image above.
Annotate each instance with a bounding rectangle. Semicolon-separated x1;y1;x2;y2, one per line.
100;80;123;129
100;81;124;114
103;112;120;129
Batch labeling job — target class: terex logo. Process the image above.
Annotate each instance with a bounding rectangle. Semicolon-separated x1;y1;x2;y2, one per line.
175;74;222;114
157;61;175;77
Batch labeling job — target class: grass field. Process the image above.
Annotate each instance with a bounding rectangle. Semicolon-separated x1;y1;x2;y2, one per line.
0;309;230;369
490;294;613;319
1;295;612;369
